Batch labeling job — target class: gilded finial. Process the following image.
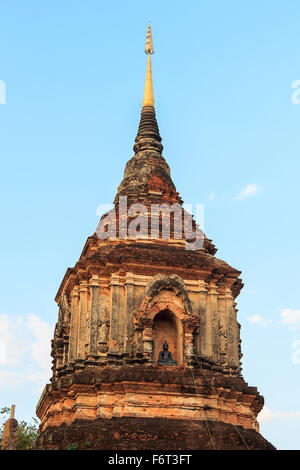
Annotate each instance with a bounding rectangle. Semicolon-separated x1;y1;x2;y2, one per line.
145;24;154;54
143;25;154;107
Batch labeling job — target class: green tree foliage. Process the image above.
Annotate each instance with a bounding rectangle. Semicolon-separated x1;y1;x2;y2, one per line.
0;407;39;450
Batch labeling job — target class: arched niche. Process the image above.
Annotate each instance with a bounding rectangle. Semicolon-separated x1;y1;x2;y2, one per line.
152;308;183;365
134;274;199;365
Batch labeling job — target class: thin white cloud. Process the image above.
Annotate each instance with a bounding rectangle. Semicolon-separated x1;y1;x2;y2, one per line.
27;371;52;392
247;314;268;327
25;314;53;372
235;183;262;200
0;370;20;388
0;314;30;366
0;313;53;390
281;309;300;328
208;192;216;201
291;340;300;365
280;309;300;365
0;340;6;365
258;407;300;423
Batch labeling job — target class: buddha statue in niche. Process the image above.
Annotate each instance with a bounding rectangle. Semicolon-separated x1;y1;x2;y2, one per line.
158;340;177;365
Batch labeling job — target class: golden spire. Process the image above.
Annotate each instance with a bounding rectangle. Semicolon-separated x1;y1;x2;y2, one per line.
143;25;154;107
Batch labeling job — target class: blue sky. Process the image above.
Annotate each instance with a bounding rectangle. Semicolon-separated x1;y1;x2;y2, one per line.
0;0;300;450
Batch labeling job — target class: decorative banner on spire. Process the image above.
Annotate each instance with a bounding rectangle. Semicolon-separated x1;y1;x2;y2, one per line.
145;24;154;54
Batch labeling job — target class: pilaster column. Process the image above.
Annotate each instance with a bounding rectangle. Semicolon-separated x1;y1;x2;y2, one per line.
198;280;208;357
109;274;122;355
217;288;227;364
208;282;219;362
184;325;194;360
124;273;134;356
77;281;89;359
142;320;153;361
225;287;239;368
97;278;109;354
68;286;79;362
89;275;100;357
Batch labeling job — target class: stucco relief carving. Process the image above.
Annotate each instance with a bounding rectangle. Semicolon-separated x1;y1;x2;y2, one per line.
140;273;193;314
51;293;70;370
98;306;109;353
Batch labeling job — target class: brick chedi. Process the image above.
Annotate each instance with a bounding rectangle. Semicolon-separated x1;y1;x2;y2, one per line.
35;26;274;450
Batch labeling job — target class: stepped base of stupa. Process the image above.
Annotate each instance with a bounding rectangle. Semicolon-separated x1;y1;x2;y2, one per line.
35;365;275;450
35;416;274;450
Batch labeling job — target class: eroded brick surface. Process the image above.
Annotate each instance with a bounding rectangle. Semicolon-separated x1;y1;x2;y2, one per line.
36;417;275;450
